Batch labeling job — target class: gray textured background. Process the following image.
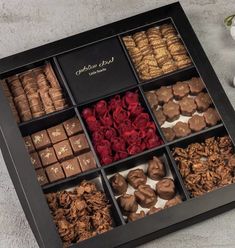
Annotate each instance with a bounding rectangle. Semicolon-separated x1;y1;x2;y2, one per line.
0;0;235;247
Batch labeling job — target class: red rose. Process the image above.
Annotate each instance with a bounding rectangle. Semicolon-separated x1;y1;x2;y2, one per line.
86;116;100;132
101;127;117;140
95;100;108;116
128;102;143;117
99;111;113;126
101;156;113;165
92;131;104;144
109;95;122;111
111;137;126;152
122;129;140;145
145;126;156;139
96;140;112;157
127;144;142;155
132;113;150;130
145;135;161;149
82;108;93;119
117;151;128;159
122;91;139;106
113;107;129;124
114;119;132;135
113;153;120;162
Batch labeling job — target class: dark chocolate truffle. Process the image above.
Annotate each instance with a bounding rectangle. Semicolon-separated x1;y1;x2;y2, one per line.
147;207;162;215
109;173;128;196
156;178;176;200
117;194;138;216
128;211;145;222
147;156;166;180
134;184;157;208
164;195;182;208
127;169;147;189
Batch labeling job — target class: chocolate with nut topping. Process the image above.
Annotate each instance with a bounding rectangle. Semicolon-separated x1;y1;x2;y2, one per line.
179;97;196;116
173;121;191;138
188;115;206;132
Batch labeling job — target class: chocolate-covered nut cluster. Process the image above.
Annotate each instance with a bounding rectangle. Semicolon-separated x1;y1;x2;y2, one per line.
173;135;235;197
144;77;221;141
123;23;192;81
23;117;96;186
46;180;113;246
0;63;68;123
109;156;182;222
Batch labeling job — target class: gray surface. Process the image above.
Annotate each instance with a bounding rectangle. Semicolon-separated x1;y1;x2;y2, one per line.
0;0;235;247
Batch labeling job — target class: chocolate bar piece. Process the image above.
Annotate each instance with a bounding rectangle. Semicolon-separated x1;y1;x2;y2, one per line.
46;163;65;182
63;117;83;137
61;158;81;177
36;169;48;186
77;151;96;172
53;140;73;161
47;124;67;144
24;136;35;153
69;133;89;154
31;130;51;150
39;147;57;167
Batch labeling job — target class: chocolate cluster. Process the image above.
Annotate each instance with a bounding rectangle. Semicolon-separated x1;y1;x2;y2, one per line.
82;91;163;165
0;63;68;123
145;77;221;141
109;156;182;222
23;117;96;186
123;23;192;81
173;135;235;197
46;180;113;246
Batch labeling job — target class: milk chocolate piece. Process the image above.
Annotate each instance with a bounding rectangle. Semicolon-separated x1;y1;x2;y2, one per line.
63;117;83;137
156;178;176;200
109;173;128;196
24;136;35;153
188;77;205;95
173;121;191;138
127;169;147;189
47;124;67;144
156;86;173;104
53;140;73;161
172;81;189;100
163;101;180;122
46;163;65;182
134;184;157;208
31;130;51;150
36;169;48;186
161;127;176;142
153;109;166;126
164;195;182;208
188;115;206;132
61;158;81;177
117;194;138;216
145;91;158;108
195;93;212;112
77;151;96;172
30;152;42;169
147;156;166;180
128;211;145;222
39;147;57;167
179;97;196;116
203;108;220;126
147;207;162;215
69;133;89;154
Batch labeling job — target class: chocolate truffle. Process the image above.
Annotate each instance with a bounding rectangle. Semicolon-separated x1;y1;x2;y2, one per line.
188;115;206;132
163;101;180;122
77;151;96;172
164;195;182;208
69;133;89;154
61;158;81;178
161;127;176;142
127;169;147;189
46;163;65;182
24;136;35;153
147;156;166;180
63;117;83;137
172;81;189;100
188;77;205;95
203;108;220;126
109;173;128;196
179;97;197;116
153;109;166;126
173;122;191;138
31;130;51;150
195;93;212;112
134;184;157;208
53;140;73;161
30;151;42;169
117;194;138;215
156;178;176;200
156;86;173;105
47;124;67;144
36;169;48;186
147;207;162;215
128;211;145;222
39;147;57;167
145;91;158;108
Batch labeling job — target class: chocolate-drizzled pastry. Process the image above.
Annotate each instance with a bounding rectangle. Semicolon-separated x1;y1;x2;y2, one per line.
172;81;189;100
195;92;212;112
153;109;166;126
164;195;182;208
203;108;220;126
188;77;205;95
156;86;173;105
173;121;191;138
188;115;206;132
147;156;166;180
163;101;180;122
156;178;176;200
179;97;197;116
134;184;157;208
145;91;158;108
128;211;145;222
117;194;138;215
127;169;147;189
161;127;176;142
109;173;128;196
147;207;162;215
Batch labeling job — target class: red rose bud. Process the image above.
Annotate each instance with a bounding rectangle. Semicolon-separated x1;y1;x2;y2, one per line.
122;129;140;145
133;113;150;129
92;131;104;143
111;137;126;152
102;127;117;140
123;91;139;106
82;107;93;119
145;126;156;139
109;95;122;111
96;140;112;156
118;151;128;159
113;153;120;162
86;116;100;132
146;135;161;149
95;100;108;116
115;119;132;135
101;156;113;165
113;107;129;124
100;111;113;126
127;144;142;155
128;102;143;117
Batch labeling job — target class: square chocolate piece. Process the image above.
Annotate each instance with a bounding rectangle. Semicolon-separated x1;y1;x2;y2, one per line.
24;136;35;153
69;133;89;154
63;117;83;137
31;130;51;150
53;140;73;161
77;151;96;172
47;124;67;144
38;147;57;167
30;152;42;169
61;158;81;177
36;169;48;186
46;163;65;182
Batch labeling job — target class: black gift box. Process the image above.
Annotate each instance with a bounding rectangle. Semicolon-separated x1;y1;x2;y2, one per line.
0;2;235;248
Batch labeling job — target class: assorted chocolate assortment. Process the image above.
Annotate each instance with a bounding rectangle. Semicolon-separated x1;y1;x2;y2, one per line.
0;63;68;123
46;180;113;246
23;117;96;186
145;77;221;141
109;155;182;222
82;91;163;165
123;23;192;81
